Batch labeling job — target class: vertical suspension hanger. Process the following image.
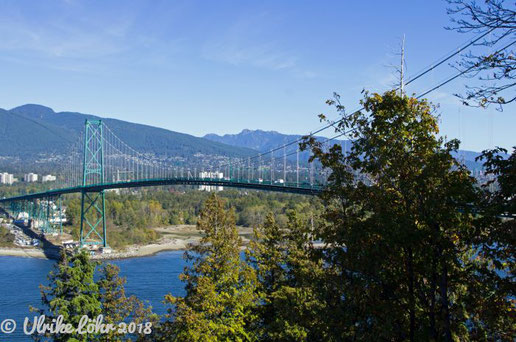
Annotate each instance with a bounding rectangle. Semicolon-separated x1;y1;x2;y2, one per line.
296;146;299;187
270;150;274;184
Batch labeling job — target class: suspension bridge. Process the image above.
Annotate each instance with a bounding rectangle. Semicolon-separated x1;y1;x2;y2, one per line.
0;119;326;247
0;28;511;248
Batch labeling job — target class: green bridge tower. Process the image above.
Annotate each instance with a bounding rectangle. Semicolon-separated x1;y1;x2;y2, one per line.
80;119;107;247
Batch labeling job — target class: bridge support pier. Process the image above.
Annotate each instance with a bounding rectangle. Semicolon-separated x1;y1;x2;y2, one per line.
80;119;108;248
80;190;107;247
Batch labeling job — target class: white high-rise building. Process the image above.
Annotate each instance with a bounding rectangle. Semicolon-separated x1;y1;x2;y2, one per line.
0;172;14;185
24;173;38;182
198;171;224;192
42;174;57;182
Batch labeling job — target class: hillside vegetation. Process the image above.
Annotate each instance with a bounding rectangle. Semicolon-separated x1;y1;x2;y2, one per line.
63;189;319;249
0;104;255;162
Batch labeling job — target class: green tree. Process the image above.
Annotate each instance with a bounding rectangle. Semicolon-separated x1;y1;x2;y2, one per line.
248;211;328;341
33;252;157;342
0;225;14;246
97;264;157;342
161;194;259;341
65;197;80;227
246;213;286;340
301;91;509;340
465;147;516;340
32;250;101;342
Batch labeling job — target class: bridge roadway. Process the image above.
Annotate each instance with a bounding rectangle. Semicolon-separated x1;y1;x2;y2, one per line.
0;177;322;203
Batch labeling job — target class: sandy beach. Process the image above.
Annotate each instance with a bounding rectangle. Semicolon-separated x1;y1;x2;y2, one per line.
0;238;191;260
0;247;48;258
92;236;195;260
0;225;254;260
93;224;253;260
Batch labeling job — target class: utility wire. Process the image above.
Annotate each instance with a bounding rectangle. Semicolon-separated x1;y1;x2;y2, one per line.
304;40;516;155
233;31;513;169
417;39;515;99
224;27;504;165
403;26;498;86
21;27;503;173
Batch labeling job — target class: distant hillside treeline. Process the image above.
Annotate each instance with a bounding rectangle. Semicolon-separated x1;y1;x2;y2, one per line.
204;129;502;170
0;104;502;174
0;104;255;163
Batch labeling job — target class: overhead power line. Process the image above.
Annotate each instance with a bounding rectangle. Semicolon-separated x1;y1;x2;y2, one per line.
236;27;504;164
417;39;516;99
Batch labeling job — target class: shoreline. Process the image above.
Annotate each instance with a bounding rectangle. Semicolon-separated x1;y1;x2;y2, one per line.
0;224;202;260
92;237;195;260
0;239;192;260
0;224;254;261
0;247;49;259
0;237;323;261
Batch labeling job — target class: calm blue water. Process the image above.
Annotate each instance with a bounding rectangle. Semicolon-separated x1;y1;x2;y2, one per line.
0;251;187;341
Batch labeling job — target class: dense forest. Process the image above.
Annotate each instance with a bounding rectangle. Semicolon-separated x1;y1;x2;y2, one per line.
62;189;321;248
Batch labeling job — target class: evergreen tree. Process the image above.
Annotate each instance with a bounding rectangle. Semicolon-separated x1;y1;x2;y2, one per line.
97;264;157;342
248;211;328;341
32;250;101;342
247;213;286;340
161;194;259;341
33;251;157;341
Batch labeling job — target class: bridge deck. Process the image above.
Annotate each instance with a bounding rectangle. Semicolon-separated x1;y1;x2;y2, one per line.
0;178;322;203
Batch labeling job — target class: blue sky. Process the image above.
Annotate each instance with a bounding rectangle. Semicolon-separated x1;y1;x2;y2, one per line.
0;0;513;152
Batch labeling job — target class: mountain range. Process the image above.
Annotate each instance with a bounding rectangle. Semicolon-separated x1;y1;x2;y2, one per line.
204;130;491;171
0;103;492;173
204;129;350;153
0;104;255;162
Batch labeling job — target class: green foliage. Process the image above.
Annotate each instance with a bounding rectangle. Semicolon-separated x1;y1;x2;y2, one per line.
301;90;514;340
248;211;328;341
0;225;14;246
467;147;516;339
32;250;101;342
64;195;161;249
23;92;514;341
161;194;259;341
0;182;60;200
97;264;158;342
61;189;319;249
33;250;156;342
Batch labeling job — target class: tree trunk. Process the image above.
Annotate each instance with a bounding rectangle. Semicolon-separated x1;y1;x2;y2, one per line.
430;250;437;340
440;259;452;341
407;247;415;342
